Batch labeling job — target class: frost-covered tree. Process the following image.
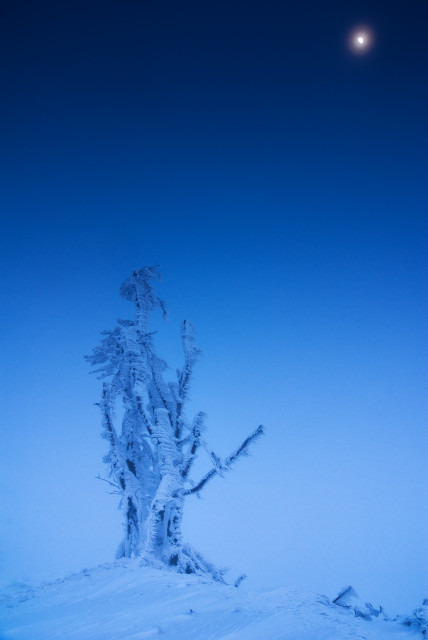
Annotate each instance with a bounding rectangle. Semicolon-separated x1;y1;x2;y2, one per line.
86;267;264;580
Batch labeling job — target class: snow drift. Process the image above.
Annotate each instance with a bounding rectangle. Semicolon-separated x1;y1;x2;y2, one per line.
0;560;424;640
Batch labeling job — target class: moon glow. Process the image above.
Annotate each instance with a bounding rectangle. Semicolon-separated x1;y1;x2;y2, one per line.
348;27;373;54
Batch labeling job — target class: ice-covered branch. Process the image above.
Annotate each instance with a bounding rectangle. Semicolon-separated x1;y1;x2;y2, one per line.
200;438;225;473
148;351;175;418
96;474;121;493
184;425;264;495
120;266;167;332
226;424;264;464
99;384;122;461
177;321;200;405
181;412;206;478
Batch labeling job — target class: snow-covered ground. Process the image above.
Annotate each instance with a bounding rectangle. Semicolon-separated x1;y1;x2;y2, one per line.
0;560;423;640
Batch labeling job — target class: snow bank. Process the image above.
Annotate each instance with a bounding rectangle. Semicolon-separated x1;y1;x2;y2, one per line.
0;561;421;640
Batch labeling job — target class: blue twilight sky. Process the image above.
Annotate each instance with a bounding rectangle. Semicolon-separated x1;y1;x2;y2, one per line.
0;0;427;613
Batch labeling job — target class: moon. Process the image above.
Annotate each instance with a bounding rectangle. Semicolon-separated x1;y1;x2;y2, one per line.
348;27;374;54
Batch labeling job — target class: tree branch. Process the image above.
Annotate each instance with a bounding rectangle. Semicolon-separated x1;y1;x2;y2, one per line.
96;474;121;493
183;425;264;495
177;321;200;407
181;412;205;478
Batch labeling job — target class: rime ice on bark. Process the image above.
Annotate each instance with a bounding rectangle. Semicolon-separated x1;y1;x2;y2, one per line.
86;267;264;579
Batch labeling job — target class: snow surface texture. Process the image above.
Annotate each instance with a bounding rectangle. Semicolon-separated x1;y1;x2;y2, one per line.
0;561;424;640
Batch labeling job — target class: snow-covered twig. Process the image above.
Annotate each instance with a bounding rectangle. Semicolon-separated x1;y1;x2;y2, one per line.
184;425;264;495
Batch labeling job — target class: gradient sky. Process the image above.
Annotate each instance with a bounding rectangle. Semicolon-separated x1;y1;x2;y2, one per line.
1;0;427;614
